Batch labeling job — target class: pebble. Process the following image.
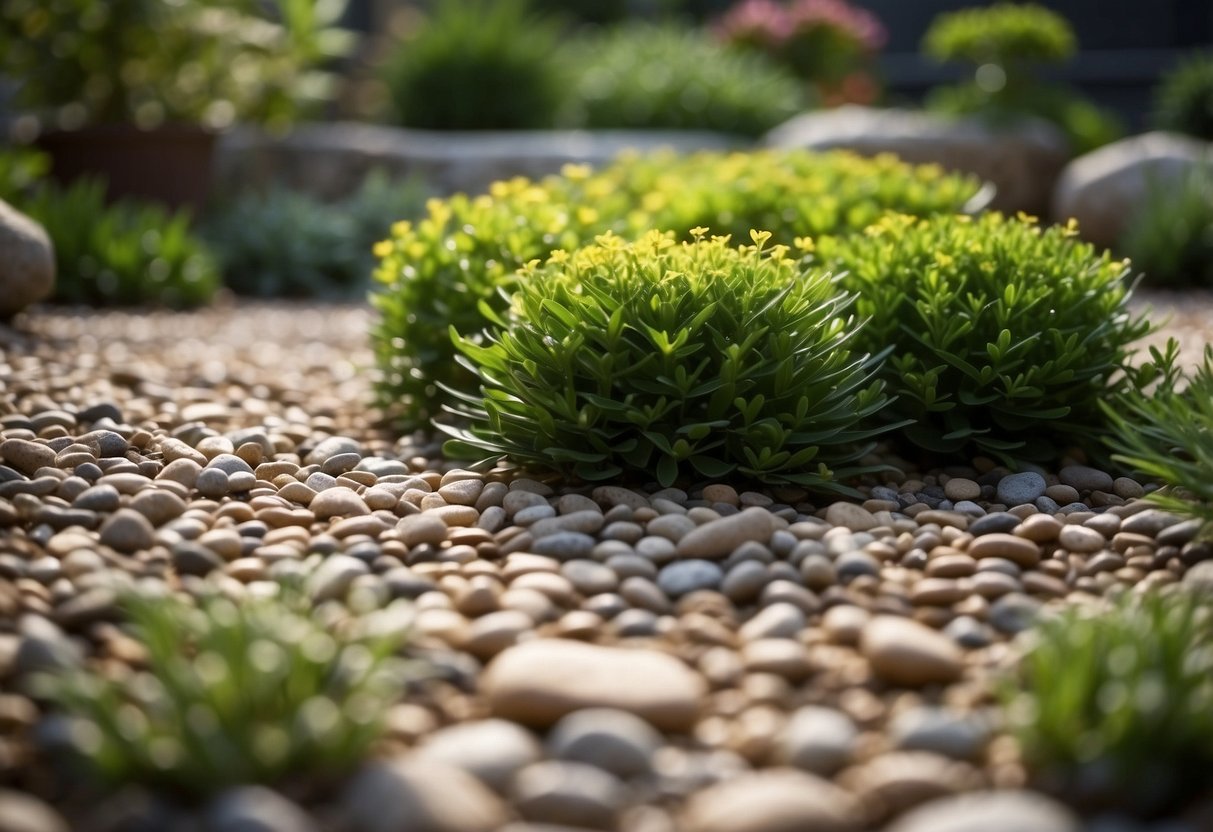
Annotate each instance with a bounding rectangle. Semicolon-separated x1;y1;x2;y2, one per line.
414;719;542;792
841;751;981;818
996;472;1046;506
825;501;878;531
97;508;155;553
657;560;724;597
306;555;368;602
676;507;772;559
989;593;1043;635
885;790;1080;832
777;705;858;776
738;602;805;641
482;640;705;730
682;769;862;832
861;616;965;686
943;478;981;502
309;487;370;519
968;512;1021;536
888;705;991;761
967;533;1040;568
1059;465;1114;493
1058;524;1106;553
1120;509;1183;537
547;707;662;778
205;785;318;832
531;532;597;561
0;789;69;832
511;760;627;830
397;514;449;547
341;757;508;832
0;438;56;475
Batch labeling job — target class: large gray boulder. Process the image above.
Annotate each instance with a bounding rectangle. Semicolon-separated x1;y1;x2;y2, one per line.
1051;131;1213;249
764;105;1069;215
214;122;742;200
0;199;54;318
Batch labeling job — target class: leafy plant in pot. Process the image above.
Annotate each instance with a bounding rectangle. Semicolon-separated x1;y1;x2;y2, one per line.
0;0;354;210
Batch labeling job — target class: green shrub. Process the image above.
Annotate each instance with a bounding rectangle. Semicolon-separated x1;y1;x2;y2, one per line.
922;3;1120;155
1004;591;1213;816
370;149;985;430
39;589;407;800
16;175;219;307
715;0;887;106
1121;167;1213;289
203;172;428;298
922;2;1074;66
559;22;808;135
1104;343;1213;538
379;0;563;130
817;212;1151;462
443;229;889;490
1154;52;1213;141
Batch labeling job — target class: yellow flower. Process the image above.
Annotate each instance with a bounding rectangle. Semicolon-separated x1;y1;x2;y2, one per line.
749;229;773;249
793;236;815;253
689;226;710;239
1016;210;1039;225
1062;217;1080;237
577;206;599;226
561;163;592;181
372;240;393;258
390;220;412;237
934;251;955;268
548;249;569;265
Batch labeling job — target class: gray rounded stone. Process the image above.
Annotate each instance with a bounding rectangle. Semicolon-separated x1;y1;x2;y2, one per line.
657;560;723;597
888;706;991;761
996;472;1047;506
414;719;542;792
777;705;859;776
204;786;318;832
547;707;663;778
511;760;627;830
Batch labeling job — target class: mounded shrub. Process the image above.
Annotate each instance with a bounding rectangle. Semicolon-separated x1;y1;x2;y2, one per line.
922;2;1120;155
39;589;408;800
370;149;984;429
817;212;1151;462
1105;343;1213;537
443;229;889;491
379;0;563;130
1121;167;1213;289
1153;51;1213;140
203;172;428;298
1004;590;1213;815
558;22;808;136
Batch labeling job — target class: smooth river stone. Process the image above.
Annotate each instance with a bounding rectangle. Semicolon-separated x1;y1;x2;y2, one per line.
966;533;1040;568
676;507;773;559
682;768;863;832
861;616;964;687
482;639;705;731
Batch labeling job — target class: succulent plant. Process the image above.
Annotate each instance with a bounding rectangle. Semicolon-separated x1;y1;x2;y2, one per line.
1104;342;1213;538
817;212;1152;462
1004;590;1213;816
1153;51;1213;141
39;588;408;800
558;22;808;135
370;149;984;430
442;229;891;491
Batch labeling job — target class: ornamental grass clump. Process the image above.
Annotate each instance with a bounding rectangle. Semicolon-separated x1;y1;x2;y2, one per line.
441;229;890;491
1104;344;1213;538
1153;51;1213;140
370;149;984;429
818;212;1151;462
1004;591;1213;816
38;589;408;800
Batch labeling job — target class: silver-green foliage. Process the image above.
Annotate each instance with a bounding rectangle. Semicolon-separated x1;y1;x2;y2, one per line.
41;589;407;799
818;212;1151;462
442;230;890;491
1104;342;1213;537
1005;590;1213;815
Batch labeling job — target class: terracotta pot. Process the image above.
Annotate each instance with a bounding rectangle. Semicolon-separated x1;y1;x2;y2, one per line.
36;124;217;212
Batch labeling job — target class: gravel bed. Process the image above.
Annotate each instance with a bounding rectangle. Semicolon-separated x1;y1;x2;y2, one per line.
0;296;1211;832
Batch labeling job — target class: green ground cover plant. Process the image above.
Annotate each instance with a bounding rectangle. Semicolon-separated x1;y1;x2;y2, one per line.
1104;344;1213;538
203;171;428;298
817;212;1151;462
1153;52;1213;140
1005;590;1213;816
38;589;407;801
922;2;1120;155
371;149;984;430
558;22;808;135
379;0;563;130
1121;167;1213;289
0;149;219;307
443;229;889;490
